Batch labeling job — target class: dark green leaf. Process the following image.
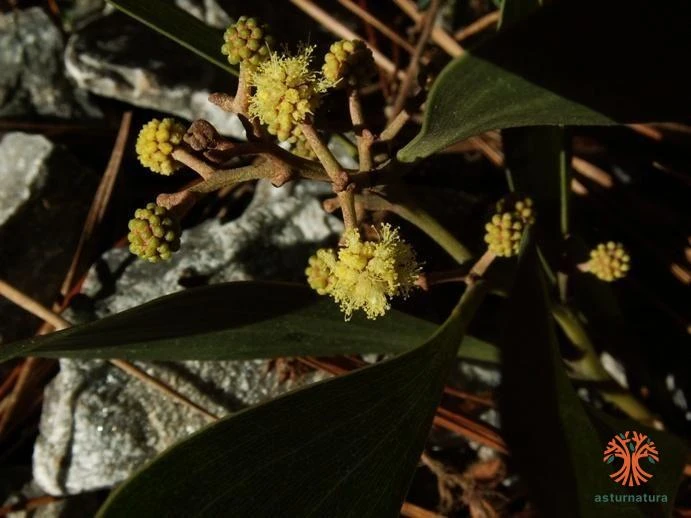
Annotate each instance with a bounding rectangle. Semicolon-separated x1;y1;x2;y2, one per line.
498;242;685;517
498;0;541;29
97;284;489;518
504;126;570;276
1;282;498;363
107;0;237;76
398;0;691;161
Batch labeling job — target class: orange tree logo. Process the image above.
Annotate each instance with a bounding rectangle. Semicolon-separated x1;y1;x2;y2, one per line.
603;431;659;487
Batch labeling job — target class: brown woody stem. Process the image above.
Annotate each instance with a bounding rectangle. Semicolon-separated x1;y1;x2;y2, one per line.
348;88;374;172
301;123;358;231
380;110;410;141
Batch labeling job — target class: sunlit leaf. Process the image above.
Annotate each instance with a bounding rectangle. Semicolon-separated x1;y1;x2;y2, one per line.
108;0;237;76
96;284;489;517
398;0;691;161
1;282;498;364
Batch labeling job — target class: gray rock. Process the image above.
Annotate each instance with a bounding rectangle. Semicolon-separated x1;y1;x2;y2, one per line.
64;10;245;138
61;0;230;32
0;133;97;344
0;8;100;118
33;180;340;495
173;0;232;29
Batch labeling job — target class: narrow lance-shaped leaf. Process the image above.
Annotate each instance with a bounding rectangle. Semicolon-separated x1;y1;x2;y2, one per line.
97;283;489;517
0;282;499;364
398;0;691;161
498;242;686;517
108;0;237;76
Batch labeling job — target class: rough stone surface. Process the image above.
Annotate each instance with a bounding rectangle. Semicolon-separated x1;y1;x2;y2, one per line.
0;8;99;118
33;181;341;496
174;0;232;29
0;133;96;344
0;134;52;228
65;10;245;138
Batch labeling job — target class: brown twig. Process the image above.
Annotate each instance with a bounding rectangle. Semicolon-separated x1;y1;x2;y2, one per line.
400;501;444;518
348;89;374;172
301;123;358;231
337;0;416;54
572;157;613;188
393;0;464;57
61;111;132;295
289;0;397;75
391;0;440;119
380;110;410;141
453;10;500;41
172;148;217;180
0;495;63;517
0;279;218;422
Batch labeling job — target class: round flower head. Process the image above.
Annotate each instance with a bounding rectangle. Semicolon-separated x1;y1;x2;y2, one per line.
128;203;181;263
586;242;630;282
136;118;186;175
305;249;336;295
306;224;420;320
322;39;376;88
484;195;536;257
292;133;317;160
221;16;274;68
249;47;332;142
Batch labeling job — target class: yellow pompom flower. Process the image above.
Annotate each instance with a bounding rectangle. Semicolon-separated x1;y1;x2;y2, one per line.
292;133;317;160
586;242;631;282
249;47;332;142
322;39;376;88
484;195;536;257
135;118;186;175
306;225;420;320
305;249;336;295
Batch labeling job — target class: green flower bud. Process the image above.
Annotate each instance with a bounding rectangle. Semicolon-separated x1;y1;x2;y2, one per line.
221;16;274;68
322;39;376;88
128;203;181;263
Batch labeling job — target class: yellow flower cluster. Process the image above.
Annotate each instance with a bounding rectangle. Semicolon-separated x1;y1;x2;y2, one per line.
135;118;186;175
306;225;420;320
221;16;274;68
484;196;536;257
249;47;331;142
322;39;376;88
292;134;317;160
586;242;631;282
128;203;181;262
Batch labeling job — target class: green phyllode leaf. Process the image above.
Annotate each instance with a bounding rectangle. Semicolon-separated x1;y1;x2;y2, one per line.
0;282;498;364
498;243;686;517
108;0;237;76
399;0;691;161
96;283;489;517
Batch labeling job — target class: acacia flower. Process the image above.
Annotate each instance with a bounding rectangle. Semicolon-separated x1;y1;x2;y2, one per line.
221;16;274;68
484;195;536;257
585;242;631;281
322;39;376;88
135;118;186;175
249;46;332;142
128;203;181;262
306;224;420;320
